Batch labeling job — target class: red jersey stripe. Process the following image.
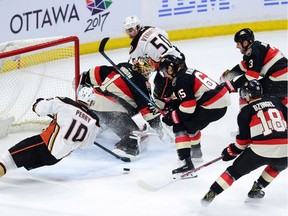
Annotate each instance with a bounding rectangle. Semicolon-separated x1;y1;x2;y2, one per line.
252;138;288;145
246;70;260;79
264;165;279;178
220;172;234;186
202;87;228;106
271;67;288;78
10;142;44;155
263;48;280;65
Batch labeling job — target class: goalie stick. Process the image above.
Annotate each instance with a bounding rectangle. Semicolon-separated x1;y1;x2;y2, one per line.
99;37;166;117
137;155;223;191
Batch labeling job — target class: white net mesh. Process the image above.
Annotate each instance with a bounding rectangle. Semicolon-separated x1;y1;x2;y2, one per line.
0;36;79;132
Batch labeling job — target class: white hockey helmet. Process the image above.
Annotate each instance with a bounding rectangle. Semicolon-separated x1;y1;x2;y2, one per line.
77;87;96;106
123;15;141;31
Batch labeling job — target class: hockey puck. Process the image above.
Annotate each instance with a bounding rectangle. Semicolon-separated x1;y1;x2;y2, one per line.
123;168;130;172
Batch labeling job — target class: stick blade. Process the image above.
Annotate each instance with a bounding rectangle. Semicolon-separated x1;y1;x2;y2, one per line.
99;37;110;53
136;179;158;192
120;157;131;163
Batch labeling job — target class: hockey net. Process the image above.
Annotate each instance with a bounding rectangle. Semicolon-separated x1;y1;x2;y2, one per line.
0;36;80;133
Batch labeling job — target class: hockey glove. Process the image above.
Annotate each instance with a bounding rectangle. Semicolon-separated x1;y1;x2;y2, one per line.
162;110;180;126
221;143;243;161
164;99;181;111
219;69;243;84
219;69;231;83
32;98;44;113
154;98;168;109
225;80;237;93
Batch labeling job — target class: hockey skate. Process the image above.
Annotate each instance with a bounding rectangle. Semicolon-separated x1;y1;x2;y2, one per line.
245;181;265;202
172;157;195;178
201;189;217;207
191;143;203;162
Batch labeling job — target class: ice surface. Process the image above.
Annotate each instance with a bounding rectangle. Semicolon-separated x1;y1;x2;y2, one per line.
0;30;287;216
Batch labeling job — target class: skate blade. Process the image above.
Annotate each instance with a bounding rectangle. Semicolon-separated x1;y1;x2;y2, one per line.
200;199;212;207
244;197;263;203
172;172;197;180
192;157;204;163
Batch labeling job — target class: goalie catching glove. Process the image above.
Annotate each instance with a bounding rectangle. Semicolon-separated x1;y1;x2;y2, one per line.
221;143;243;161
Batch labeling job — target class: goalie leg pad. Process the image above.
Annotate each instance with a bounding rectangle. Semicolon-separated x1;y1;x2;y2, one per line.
113;130;149;159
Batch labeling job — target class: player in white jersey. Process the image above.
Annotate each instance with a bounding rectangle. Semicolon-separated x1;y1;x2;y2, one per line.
0;87;100;177
123;15;185;100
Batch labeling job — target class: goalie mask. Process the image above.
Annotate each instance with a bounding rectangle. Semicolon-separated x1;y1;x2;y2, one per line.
240;80;263;102
132;55;154;79
77;87;96;107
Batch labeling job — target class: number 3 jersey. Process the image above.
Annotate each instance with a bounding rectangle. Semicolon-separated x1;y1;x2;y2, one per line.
235;96;287;158
34;97;100;159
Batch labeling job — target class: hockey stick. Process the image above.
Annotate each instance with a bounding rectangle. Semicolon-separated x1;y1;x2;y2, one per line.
180;155;223;178
99;37;166;116
98;38;176;143
137;155;223;191
93;141;131;162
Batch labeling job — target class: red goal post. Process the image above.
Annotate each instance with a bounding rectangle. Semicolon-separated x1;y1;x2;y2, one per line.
0;36;80;132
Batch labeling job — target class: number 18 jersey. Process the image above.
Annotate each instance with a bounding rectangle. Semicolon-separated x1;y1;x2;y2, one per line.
236;96;287;158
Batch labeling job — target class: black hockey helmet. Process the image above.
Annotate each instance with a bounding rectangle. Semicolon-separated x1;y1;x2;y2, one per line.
234;28;255;44
159;55;184;77
240;79;263;102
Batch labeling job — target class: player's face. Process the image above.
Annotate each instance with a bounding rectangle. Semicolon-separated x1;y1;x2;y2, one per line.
125;28;137;39
163;66;174;80
236;41;249;54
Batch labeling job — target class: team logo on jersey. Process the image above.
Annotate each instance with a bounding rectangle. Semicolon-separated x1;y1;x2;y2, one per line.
86;0;113;15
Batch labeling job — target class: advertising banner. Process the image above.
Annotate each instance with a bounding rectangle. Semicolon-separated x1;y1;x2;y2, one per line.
0;0;138;43
0;0;286;44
